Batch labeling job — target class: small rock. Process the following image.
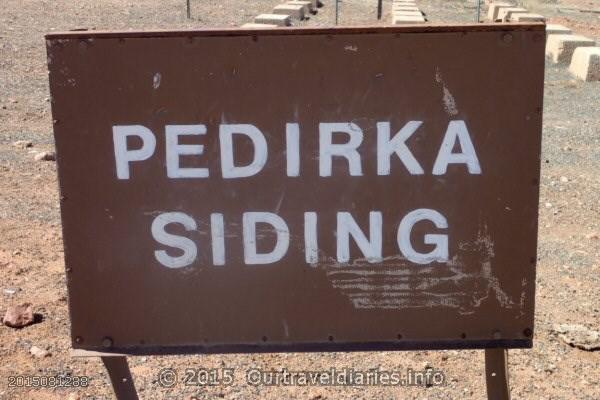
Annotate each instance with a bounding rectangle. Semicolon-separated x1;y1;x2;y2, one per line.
545;363;556;373
560;176;568;183
552;324;600;351
545;202;553;208
34;151;56;161
585;232;598;240
67;394;81;400
3;288;20;295
13;140;32;149
2;303;35;328
30;345;50;358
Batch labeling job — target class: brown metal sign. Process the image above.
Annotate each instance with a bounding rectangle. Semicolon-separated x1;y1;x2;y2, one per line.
46;24;545;355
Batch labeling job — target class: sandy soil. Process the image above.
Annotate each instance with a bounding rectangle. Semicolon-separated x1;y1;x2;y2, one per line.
0;0;599;399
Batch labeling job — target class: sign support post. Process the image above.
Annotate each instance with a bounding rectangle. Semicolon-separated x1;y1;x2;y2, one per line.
72;350;138;400
485;348;511;400
101;356;139;400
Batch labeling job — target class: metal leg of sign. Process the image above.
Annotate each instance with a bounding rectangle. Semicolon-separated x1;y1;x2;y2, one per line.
485;348;511;400
101;356;139;400
72;350;139;399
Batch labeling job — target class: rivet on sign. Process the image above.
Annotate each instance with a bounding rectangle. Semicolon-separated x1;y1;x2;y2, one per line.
493;330;502;339
502;33;513;44
102;337;114;348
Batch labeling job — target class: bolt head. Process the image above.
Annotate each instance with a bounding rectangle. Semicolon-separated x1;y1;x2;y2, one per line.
102;337;114;348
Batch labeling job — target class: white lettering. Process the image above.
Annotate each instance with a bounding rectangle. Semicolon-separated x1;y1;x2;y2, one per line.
377;121;424;175
432;120;482;175
113;125;156;179
165;125;209;178
220;124;268;178
286;122;300;177
319;122;363;177
337;211;383;263
210;213;225;266
243;212;290;264
151;212;197;268
304;212;318;265
397;209;449;264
